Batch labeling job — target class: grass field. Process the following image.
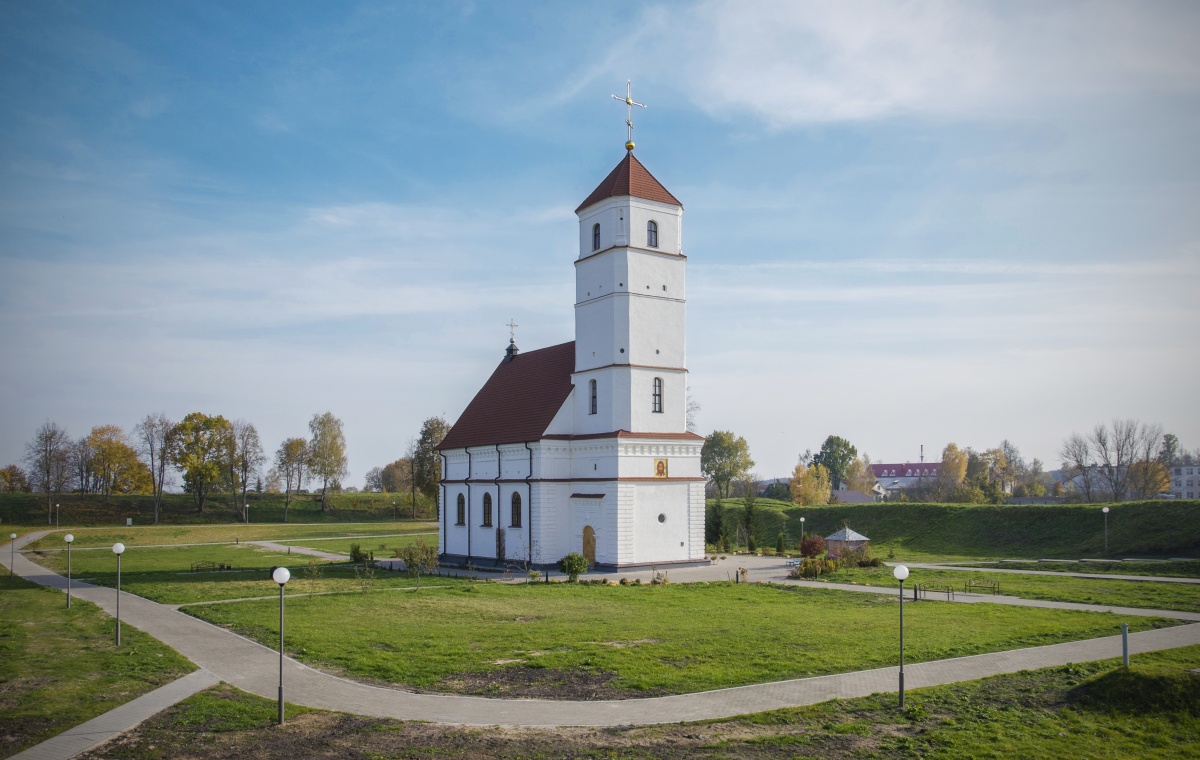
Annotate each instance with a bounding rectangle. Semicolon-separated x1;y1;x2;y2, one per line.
21;521;436;551
26;539;461;605
711;498;1200;560
183;581;1176;697
978;559;1200;578
824;565;1200;613
76;647;1200;759
0;577;195;758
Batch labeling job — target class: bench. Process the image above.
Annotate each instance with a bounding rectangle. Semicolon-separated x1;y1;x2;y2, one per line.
190;561;231;572
917;582;955;601
965;578;1000;595
785;559;800;568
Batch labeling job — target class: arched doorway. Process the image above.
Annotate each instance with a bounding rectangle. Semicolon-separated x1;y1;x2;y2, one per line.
582;525;596;565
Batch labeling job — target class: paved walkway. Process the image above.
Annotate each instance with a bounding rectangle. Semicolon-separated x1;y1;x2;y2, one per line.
4;531;1200;731
248;540;347;561
10;669;220;760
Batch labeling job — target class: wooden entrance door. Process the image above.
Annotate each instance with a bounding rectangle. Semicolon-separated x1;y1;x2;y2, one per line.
582;525;596;565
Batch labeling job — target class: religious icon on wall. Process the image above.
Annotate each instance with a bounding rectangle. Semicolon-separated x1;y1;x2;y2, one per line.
654;459;668;478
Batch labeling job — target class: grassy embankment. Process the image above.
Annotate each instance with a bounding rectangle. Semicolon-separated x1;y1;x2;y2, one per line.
80;646;1200;759
0;490;432;529
709;498;1200;560
183;581;1175;697
0;577;195;758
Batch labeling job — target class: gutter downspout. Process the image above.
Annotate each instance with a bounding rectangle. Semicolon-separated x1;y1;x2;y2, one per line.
524;441;533;564
495;444;503;562
439;453;447;558
466;449;473;561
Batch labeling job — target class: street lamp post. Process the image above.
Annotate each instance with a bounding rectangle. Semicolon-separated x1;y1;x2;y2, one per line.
9;533;15;581
393;501;397;521
894;564;910;708
113;543;125;646
272;566;291;724
800;516;805;546
65;534;74;608
56;503;60;528
1102;507;1110;556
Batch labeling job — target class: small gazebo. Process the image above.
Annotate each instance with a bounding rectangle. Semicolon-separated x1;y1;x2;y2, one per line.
825;527;870;555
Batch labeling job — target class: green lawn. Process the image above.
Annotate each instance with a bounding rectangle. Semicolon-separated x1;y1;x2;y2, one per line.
184;581;1177;697
276;533;431;557
25;541;460;605
823;565;1200;613
23;521;436;551
975;559;1200;579
76;645;1200;759
0;577;195;759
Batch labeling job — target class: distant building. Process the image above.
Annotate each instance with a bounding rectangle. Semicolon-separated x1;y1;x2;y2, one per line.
870;462;940;498
1169;464;1200;500
825;527;871;555
831;489;875;504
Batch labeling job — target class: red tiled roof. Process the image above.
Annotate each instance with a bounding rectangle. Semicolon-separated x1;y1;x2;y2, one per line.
437;342;576;450
575;152;681;213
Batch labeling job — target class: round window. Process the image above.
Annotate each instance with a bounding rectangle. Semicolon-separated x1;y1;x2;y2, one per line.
658;513;666;523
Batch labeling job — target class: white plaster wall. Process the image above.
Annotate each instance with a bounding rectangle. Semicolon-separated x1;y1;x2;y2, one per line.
625;482;692;563
616;440;703;479
628;367;687;433
578;198;682;259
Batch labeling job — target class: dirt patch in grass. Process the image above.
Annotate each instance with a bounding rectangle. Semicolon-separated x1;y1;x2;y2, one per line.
435;665;666;700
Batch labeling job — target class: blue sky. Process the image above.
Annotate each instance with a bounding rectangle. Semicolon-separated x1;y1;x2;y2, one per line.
2;0;1198;486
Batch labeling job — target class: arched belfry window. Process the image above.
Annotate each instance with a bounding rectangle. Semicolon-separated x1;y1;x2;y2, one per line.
652;377;663;413
482;493;493;527
589;379;597;415
647;220;658;248
592;223;600;251
511;492;522;528
456;493;465;526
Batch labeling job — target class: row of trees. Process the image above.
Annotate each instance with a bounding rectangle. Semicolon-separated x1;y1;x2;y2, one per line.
9;411;351;524
1059;420;1185;503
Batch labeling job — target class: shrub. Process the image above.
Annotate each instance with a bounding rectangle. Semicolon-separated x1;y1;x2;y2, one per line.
395;538;439;589
747;535;757;552
721;534;731;553
557;552;588;582
799;535;826;558
776;532;785;554
349;543;370;564
789;557;827;579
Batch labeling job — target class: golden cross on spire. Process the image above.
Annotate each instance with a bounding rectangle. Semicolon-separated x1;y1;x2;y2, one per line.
506;317;518;343
611;80;646;151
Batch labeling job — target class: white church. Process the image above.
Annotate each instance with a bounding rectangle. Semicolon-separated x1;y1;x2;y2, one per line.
436;147;705;569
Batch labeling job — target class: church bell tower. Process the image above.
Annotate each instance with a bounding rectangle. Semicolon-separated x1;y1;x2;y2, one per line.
572;150;687;437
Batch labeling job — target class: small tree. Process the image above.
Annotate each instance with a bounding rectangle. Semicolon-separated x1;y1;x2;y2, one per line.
776;532;785;555
396;538;439;589
303;558;324;596
799;535;826;558
558;552;588;582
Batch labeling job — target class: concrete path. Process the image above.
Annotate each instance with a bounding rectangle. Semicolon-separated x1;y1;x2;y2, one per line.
9;669;220;760
248;540;347;561
5;531;1200;729
897;561;1200;585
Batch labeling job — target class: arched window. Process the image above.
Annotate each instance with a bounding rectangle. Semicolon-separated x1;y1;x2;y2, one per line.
482;493;493;527
592;223;600;251
647;220;658;248
456;493;465;526
511;492;522;527
652;377;663;413
589;379;597;415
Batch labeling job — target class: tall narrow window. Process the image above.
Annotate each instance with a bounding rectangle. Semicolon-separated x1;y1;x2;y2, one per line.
589;379;597;415
652;377;663;413
647;220;658;247
456;493;466;526
592;223;600;251
482;493;493;527
511;492;522;528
